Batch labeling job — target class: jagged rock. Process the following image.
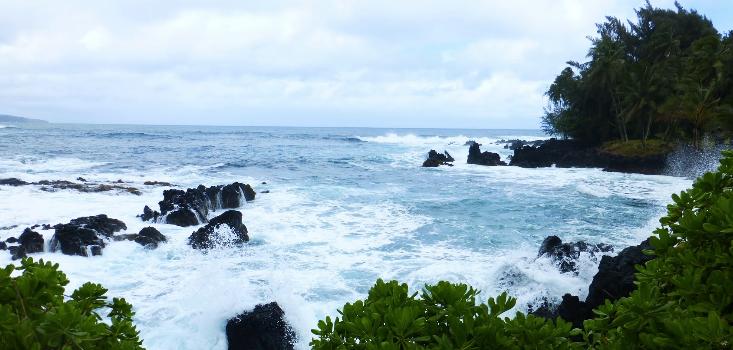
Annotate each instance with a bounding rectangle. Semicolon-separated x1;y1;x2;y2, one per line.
509;139;668;174
467;143;506;166
6;237;17;243
464;140;478;146
140;205;160;222
422;150;455;167
50;215;127;256
534;239;654;327
537;235;612;273
557;294;593;329
114;226;167;249
19;228;44;254
0;242;6;250
142;182;256;227
0;178;28;186
166;209;199;227
585;238;654;308
188;210;248;249
76;177;87;182
226;302;295;350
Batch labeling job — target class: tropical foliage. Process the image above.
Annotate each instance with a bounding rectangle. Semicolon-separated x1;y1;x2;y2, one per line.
312;150;733;349
542;1;733;148
0;258;144;350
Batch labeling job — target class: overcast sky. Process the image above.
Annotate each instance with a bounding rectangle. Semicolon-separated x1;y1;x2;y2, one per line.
0;1;731;128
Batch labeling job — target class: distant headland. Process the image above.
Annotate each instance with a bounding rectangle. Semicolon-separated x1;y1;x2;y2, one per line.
0;114;48;124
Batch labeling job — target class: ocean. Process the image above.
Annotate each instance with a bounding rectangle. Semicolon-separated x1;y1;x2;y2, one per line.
0;123;692;349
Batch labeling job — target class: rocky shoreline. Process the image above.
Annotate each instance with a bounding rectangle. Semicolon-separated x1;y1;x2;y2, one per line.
422;138;671;174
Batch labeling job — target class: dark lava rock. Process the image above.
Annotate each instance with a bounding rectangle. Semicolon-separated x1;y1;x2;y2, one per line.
0;178;29;186
557;294;594;329
114;226;167;249
422;150;455;167
464;140;478;146
5;237;18;243
585;238;654;308
188;210;249;249
166;208;200;227
226;302;295;350
142;182;256;227
50;215;127;256
76;177;87;182
144;181;173;186
509;139;668;174
536;239;654;327
19;228;44;254
467;143;506;166
140;205;160;222
0;241;5;250
537;235;612;273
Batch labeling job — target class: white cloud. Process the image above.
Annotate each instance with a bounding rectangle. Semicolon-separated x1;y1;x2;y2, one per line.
0;0;728;127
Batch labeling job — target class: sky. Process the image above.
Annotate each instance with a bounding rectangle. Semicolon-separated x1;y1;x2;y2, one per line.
0;1;731;128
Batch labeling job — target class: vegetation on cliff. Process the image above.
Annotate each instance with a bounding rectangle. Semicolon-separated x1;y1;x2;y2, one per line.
542;2;733;149
312;151;733;349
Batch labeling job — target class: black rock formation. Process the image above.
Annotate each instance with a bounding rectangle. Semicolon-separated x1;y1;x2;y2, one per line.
226;302;295;350
467;143;506;166
188;210;249;249
142;182;256;227
49;215;127;256
537;235;612;273
422;150;455;167
114;226;167;249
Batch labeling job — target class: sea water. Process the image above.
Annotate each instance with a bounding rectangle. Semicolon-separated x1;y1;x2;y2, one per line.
0;124;693;349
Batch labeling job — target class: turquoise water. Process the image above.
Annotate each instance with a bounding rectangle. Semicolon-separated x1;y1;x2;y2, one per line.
0;124;691;349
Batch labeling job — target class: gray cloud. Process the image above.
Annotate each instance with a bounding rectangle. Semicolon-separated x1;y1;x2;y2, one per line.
0;0;729;128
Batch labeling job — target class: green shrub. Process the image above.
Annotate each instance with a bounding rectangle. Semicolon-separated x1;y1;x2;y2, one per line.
583;150;733;348
0;258;144;350
313;150;733;349
310;279;581;349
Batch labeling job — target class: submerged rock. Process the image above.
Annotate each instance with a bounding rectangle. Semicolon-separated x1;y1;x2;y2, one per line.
142;182;256;227
50;215;127;256
467;143;506;166
188;210;249;249
114;227;167;249
422;150;455;167
537;235;612;273
226;302;295;350
0;178;29;186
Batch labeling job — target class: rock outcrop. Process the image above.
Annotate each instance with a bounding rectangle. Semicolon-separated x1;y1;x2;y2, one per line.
537;235;612;273
532;238;654;328
467;143;506;166
49;215;127;256
226;302;295;350
0;178;141;195
509;139;669;174
188;210;249;249
422;150;455;167
5;228;45;260
141;182;256;227
114;226;167;249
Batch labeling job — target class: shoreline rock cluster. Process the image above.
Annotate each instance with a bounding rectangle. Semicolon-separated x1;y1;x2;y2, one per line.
421;138;671;174
531;236;655;328
140;182;255;227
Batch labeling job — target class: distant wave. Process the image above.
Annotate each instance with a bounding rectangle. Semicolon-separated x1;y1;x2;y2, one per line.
0;124;18;129
96;132;173;139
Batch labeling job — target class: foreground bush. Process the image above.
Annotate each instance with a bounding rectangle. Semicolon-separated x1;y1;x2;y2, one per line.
0;258;144;350
312;151;733;349
311;279;581;349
